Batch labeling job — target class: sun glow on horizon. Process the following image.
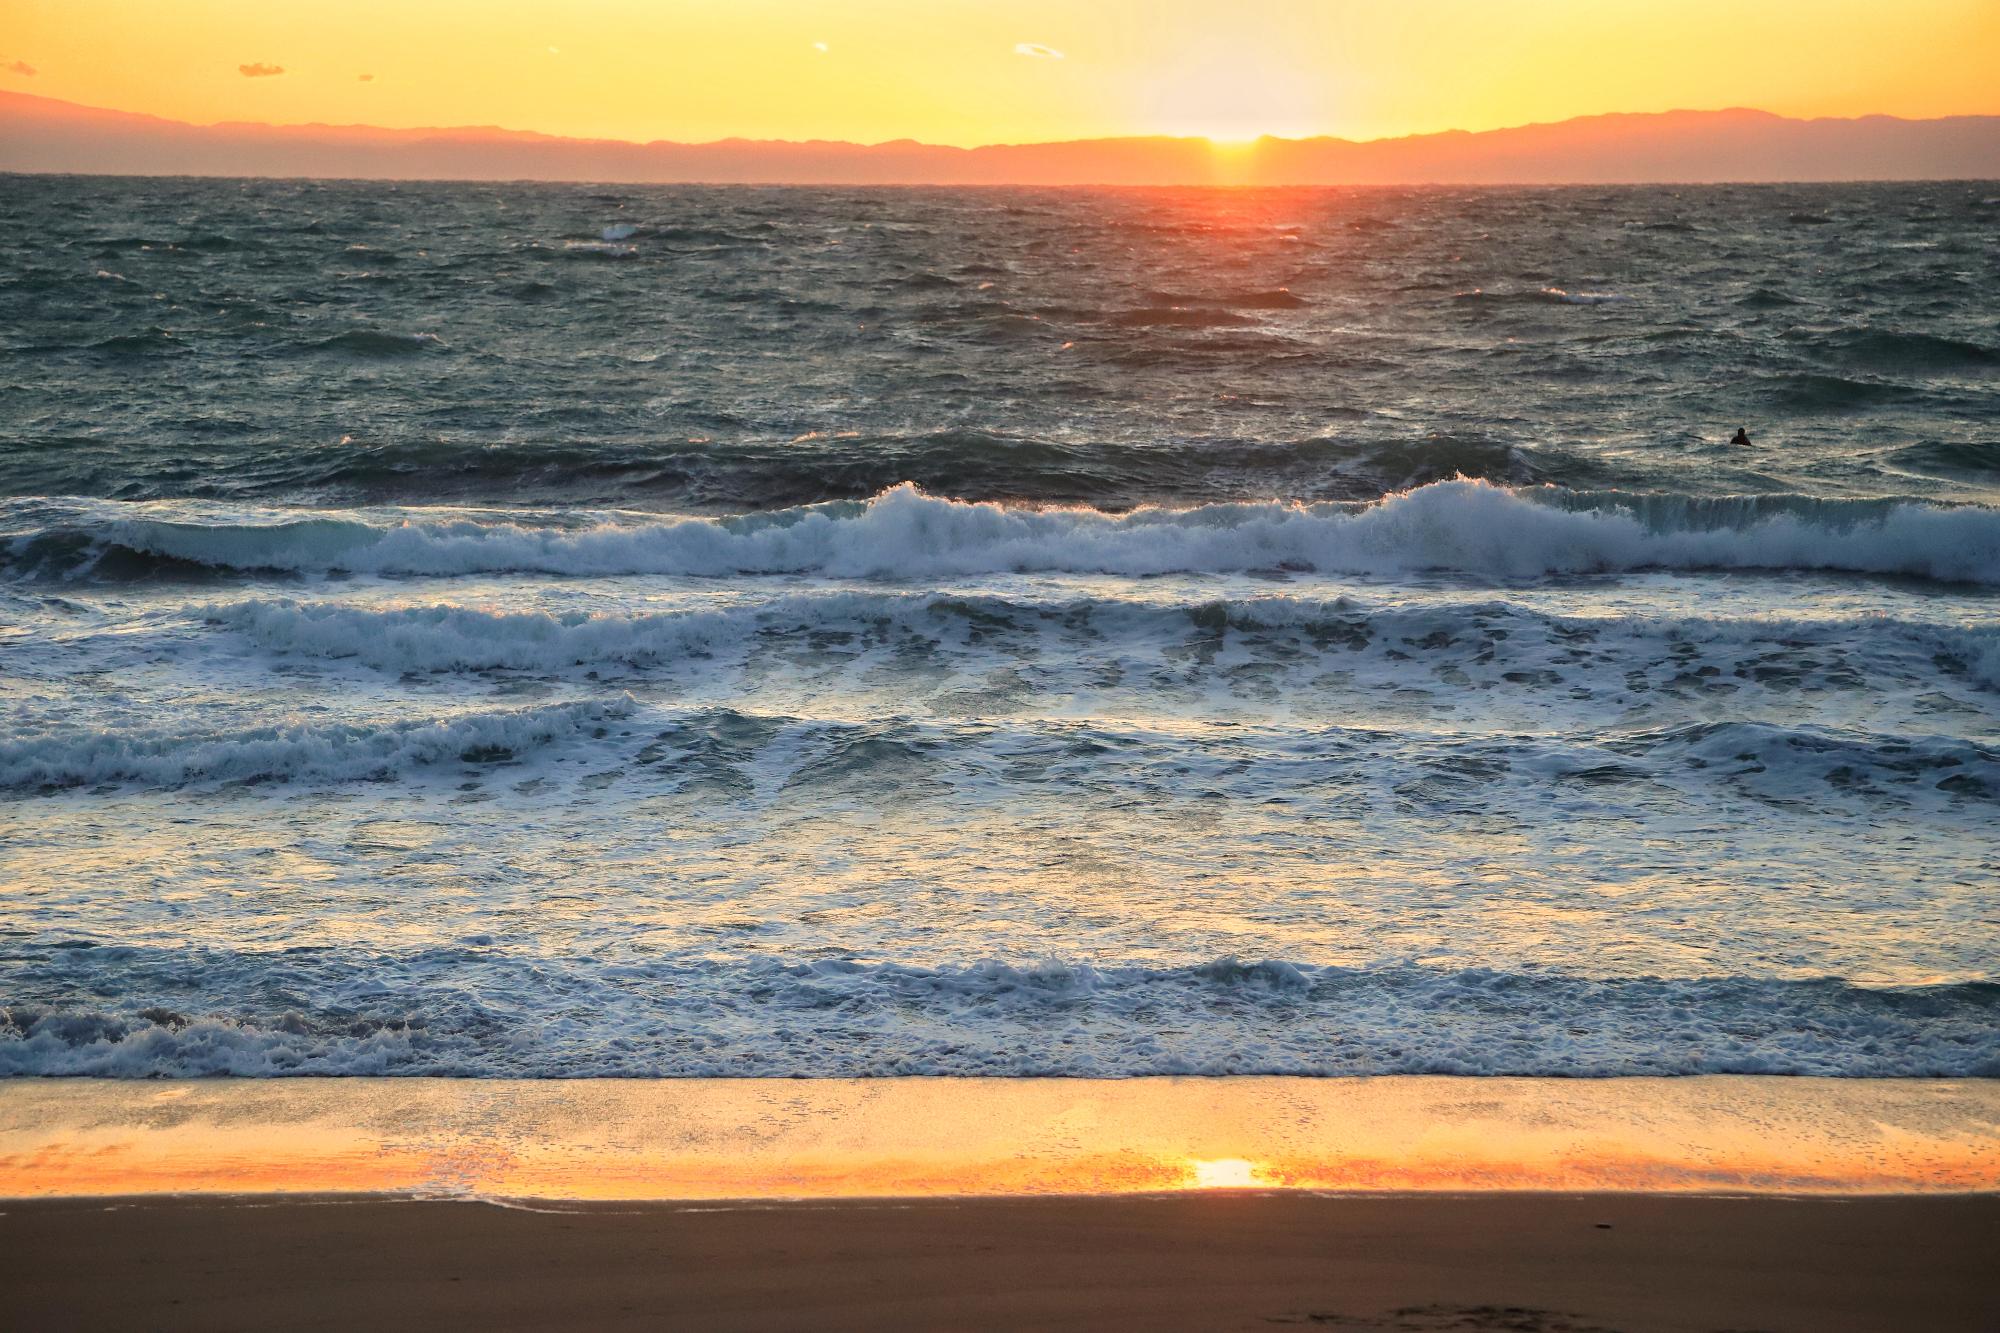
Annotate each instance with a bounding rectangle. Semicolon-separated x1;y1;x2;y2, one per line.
3;0;1997;148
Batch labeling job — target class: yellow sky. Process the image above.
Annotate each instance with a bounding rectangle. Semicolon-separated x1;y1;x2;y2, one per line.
5;0;1998;146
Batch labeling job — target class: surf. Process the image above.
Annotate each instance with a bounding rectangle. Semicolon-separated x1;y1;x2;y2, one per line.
9;481;1999;584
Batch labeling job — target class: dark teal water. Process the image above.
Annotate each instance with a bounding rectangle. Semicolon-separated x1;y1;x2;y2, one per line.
3;177;1996;511
1;178;1995;1078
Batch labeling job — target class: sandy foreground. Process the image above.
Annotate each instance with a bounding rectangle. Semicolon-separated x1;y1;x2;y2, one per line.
2;1076;1996;1330
4;1192;1997;1332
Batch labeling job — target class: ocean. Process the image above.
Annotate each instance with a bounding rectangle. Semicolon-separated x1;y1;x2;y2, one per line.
1;175;1995;1078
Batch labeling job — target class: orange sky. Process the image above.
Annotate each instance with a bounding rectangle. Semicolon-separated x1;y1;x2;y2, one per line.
4;0;1998;146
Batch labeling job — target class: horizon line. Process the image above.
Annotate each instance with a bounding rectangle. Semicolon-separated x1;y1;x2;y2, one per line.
10;90;1997;187
10;89;2000;153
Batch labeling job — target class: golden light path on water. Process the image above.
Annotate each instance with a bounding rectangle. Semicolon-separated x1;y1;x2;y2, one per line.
3;1077;1996;1202
1188;1158;1263;1189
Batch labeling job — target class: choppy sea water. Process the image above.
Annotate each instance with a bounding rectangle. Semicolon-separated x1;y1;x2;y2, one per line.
2;177;1996;1077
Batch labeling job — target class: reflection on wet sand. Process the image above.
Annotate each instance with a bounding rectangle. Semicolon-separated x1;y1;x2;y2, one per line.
3;1075;1996;1201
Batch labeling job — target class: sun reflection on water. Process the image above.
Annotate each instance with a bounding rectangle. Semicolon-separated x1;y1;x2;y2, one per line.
1186;1157;1262;1189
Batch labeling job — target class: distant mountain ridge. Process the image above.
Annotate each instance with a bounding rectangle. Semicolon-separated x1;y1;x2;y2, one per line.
3;91;1997;184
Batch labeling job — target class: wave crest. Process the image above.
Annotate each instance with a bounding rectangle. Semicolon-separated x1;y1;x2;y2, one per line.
11;481;1998;584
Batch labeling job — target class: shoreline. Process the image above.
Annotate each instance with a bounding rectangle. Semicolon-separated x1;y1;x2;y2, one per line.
4;1074;1995;1201
10;1077;1993;1327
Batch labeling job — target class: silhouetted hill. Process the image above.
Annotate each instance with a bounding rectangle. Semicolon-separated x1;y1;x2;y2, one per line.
3;92;1996;184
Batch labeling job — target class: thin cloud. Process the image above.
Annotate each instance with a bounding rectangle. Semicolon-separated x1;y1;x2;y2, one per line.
238;62;285;78
812;42;829;54
1014;43;1064;60
5;60;35;77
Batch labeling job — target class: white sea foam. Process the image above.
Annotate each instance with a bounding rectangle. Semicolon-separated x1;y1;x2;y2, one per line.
1543;287;1629;304
205;596;765;672
29;481;2000;583
1611;720;2000;803
0;699;629;790
2;955;1992;1078
200;590;2000;690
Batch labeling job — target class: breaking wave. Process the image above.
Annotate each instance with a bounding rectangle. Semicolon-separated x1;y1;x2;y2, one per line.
11;481;1998;584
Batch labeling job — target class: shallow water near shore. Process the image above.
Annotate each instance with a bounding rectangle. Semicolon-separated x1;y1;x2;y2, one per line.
2;179;1996;1078
4;1076;1996;1198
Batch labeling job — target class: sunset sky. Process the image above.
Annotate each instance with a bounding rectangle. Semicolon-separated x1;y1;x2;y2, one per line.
4;0;1998;146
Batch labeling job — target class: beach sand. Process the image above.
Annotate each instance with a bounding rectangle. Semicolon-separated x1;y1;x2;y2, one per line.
3;1076;1996;1330
5;1192;1997;1331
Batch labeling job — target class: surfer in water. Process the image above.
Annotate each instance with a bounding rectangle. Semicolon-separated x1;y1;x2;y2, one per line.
1731;427;1752;446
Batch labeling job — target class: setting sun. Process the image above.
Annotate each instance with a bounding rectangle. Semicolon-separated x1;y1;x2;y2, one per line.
1;0;1997;1325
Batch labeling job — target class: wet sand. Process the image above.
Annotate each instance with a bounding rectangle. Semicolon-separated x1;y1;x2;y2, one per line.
4;1077;1995;1330
4;1075;1997;1198
5;1191;1998;1332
